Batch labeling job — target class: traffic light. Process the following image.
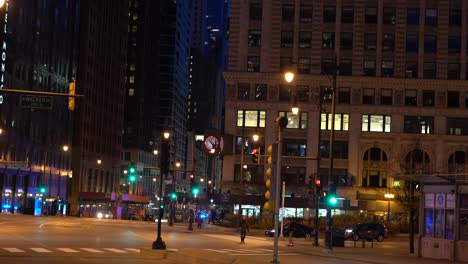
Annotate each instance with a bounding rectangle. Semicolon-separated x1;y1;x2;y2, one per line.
327;186;338;206
315;178;322;197
263;143;277;211
68;81;75;111
128;163;137;182
251;147;260;164
170;192;177;200
160;133;171;175
191;186;199;196
39;185;47;194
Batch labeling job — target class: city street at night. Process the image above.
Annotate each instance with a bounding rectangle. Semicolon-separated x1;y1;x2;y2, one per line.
0;214;462;264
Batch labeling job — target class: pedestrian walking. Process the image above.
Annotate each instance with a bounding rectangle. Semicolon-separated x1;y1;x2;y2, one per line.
238;216;249;243
196;213;203;229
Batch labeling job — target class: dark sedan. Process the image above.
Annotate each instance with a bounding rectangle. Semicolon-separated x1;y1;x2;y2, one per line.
344;223;388;242
265;222;315;238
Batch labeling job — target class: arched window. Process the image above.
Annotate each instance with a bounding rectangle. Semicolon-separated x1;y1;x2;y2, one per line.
448;151;467;173
404;149;431;174
362;147;388;187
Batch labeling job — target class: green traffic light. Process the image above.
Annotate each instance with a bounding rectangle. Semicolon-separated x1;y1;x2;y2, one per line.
160;204;164;209
170;193;177;200
192;188;199;195
129;175;136;182
39;187;46;194
329;196;338;205
129;167;136;173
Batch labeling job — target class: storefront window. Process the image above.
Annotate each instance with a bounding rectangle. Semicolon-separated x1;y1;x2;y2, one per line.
425;208;434;237
446;210;455;240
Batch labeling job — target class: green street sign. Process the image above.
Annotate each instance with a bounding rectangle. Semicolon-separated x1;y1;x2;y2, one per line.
11;163;25;169
18;95;52;109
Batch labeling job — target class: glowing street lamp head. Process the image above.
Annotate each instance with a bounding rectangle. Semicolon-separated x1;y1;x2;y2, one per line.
284;71;295;83
163;131;170;139
62;145;69;152
291;106;299;115
0;0;5;9
252;134;259;142
153;149;158;155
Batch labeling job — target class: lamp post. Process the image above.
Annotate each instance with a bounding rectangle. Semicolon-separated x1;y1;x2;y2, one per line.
153;131;170;250
384;193;394;222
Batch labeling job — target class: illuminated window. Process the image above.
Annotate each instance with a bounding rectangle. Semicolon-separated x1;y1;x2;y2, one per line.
129;76;135;83
237;110;266;128
362;114;391;132
321;113;349;131
128;88;134;96
278;111;307;129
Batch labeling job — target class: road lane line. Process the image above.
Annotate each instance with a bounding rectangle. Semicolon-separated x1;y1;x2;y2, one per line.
124;248;140;253
56;248;80;253
204;249;229;253
30;248;52;253
80;248;104;253
103;248;127;253
2;248;25;253
229;253;300;256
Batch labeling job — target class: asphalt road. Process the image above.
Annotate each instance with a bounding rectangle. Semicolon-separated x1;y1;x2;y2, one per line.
0;214;461;264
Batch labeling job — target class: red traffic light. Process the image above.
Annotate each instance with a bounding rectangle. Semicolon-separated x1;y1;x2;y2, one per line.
315;179;321;186
252;148;258;155
190;174;194;179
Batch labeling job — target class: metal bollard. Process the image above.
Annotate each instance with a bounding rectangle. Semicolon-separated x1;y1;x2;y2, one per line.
362;239;365;248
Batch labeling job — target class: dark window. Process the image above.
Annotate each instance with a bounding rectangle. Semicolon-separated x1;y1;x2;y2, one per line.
382;60;394;77
341;7;354;23
449;9;461;26
364;33;377;50
248;30;261;47
448;36;461;53
322;32;335;49
405;61;418;78
338;87;350;104
320;86;333;103
383;7;396;24
423;90;435;106
238;83;249;100
247;56;260;72
298;58;310;74
254;84;267;101
363;148;388;161
448;63;460;80
339;60;352;76
447;117;468;135
382;34;394;51
279;85;292;102
320;141;348;159
296;86;309;102
340;32;353;50
406;34;418;52
423;62;436;79
282;5;294;22
380;89;392;105
323;6;336;23
321;59;335;75
407;8;420;25
363;88;374;104
299;31;312;48
283;138;307;156
424;35;437;53
447;91;460;108
364;60;376;76
425;8;437;26
465;92;468;108
365;7;377;24
249;3;262;20
281;31;294;48
404;116;434;134
405;89;417;106
282;167;305;185
300;6;312;23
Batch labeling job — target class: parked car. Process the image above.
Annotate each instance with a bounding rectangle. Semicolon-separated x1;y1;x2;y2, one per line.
345;223;388;242
96;211;113;219
265;222;315;238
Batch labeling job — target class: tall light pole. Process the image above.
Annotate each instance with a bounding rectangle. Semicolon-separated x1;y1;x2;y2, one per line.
384;192;394;222
153;131;170;250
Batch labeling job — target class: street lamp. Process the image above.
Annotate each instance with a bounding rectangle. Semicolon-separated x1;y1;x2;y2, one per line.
153;149;158;156
62;145;69;152
384;193;395;222
153;130;170;250
97;159;102;165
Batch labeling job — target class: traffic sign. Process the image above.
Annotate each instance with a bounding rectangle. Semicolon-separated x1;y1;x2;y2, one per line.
11;163;25;169
18;95;52;109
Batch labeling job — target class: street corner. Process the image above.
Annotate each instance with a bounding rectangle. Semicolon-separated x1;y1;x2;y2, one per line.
139;248;175;259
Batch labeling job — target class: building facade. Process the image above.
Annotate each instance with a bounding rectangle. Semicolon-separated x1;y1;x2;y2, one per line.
223;0;468;222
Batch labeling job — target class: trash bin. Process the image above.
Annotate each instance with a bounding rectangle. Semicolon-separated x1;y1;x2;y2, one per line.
332;228;345;247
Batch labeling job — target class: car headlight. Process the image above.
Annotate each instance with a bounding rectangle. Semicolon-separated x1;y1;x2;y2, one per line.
345;229;353;233
105;214;109;218
97;212;103;219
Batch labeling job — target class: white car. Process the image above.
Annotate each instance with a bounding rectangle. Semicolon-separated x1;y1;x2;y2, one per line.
96;211;114;219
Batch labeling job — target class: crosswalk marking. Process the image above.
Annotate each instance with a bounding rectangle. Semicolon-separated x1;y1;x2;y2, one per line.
124;248;140;253
202;248;290;256
103;248;127;253
56;248;80;253
2;248;25;253
31;248;52;253
80;248;104;253
205;249;229;253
